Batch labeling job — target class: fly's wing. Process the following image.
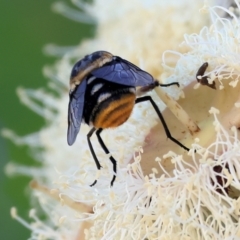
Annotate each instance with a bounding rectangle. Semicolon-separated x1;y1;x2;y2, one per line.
91;57;154;87
67;79;87;145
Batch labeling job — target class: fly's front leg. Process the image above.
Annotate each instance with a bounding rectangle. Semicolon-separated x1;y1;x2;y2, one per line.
135;96;190;151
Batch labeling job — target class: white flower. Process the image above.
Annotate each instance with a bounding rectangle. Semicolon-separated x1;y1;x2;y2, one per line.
4;0;240;239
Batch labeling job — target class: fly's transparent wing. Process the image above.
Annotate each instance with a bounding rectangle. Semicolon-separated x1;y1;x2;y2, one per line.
91;57;154;87
67;79;87;145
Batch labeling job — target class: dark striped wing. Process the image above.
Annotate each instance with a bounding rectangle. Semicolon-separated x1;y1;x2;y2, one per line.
67;79;87;145
91;57;154;87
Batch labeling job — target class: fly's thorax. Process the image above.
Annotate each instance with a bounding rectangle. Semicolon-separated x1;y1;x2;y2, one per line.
83;76;136;128
69;51;113;91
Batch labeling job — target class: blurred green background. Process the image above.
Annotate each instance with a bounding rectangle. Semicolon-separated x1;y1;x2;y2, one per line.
0;1;93;238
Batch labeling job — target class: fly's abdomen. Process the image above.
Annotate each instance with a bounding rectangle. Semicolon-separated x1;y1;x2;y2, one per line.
92;92;136;129
83;76;136;128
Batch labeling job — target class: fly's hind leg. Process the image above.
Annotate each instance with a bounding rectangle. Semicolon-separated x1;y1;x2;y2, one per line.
96;128;117;186
87;127;102;186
